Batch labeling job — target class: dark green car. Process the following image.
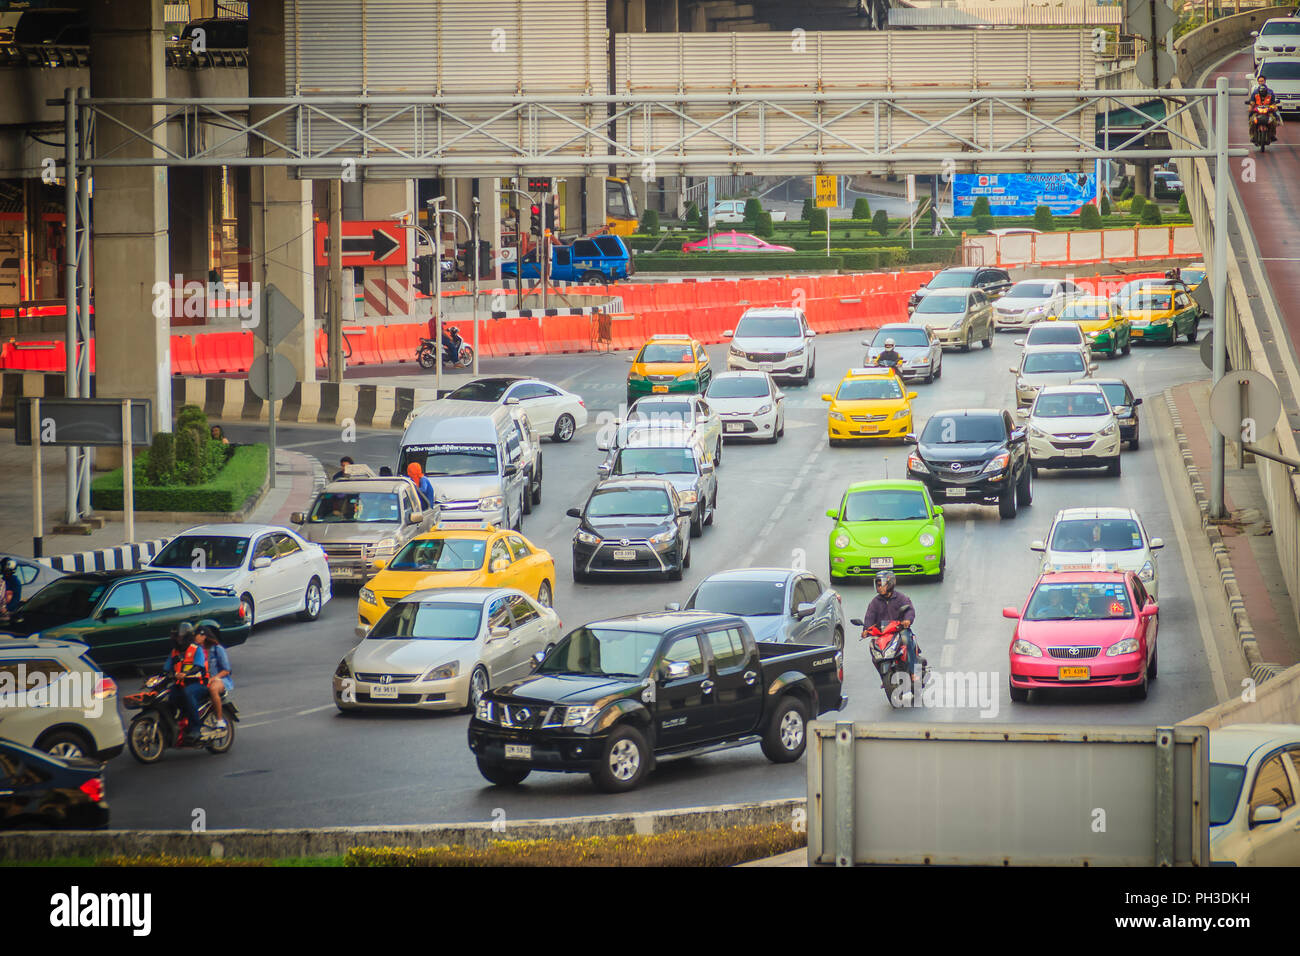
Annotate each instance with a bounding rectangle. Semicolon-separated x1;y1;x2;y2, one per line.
0;571;250;669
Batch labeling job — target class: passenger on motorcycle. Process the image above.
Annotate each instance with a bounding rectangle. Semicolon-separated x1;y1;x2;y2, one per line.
197;624;233;731
863;570;923;679
162;623;208;742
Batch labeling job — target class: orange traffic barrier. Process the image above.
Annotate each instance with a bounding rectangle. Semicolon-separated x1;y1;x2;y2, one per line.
544;314;591;354
171;334;199;376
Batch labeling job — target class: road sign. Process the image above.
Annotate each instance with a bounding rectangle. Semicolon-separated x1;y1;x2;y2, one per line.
313;220;406;268
248;351;297;403
1209;370;1282;444
262;283;303;348
15;398;152;447
815;175;838;208
1199;330;1230;372
1135;50;1176;88
1126;0;1177;40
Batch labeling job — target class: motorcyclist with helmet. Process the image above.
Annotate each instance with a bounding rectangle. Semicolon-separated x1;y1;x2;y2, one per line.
162;622;209;743
1247;77;1280;144
874;337;904;377
862;570;925;684
0;557;22;621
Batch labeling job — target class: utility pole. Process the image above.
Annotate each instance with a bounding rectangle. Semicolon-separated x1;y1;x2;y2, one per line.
1210;76;1230;518
472;196;481;376
328;180;344;383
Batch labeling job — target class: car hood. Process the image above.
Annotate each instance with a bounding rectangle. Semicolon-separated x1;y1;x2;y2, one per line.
916;440;1004;462
429;476;503;502
584;515;674;538
493;672;641;705
731;336;803;352
841;519;930;549
996;296;1053;312
916;312;966;327
707;395;771;414
300;522;403;543
1013;618;1140;647
1020;370;1087;386
1075;318;1113;333
349;638;472;674
152;567;247;590
366;569;485;596
1029;413;1113;434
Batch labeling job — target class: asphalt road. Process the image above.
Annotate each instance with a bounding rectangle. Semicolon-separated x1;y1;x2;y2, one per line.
104;322;1221;829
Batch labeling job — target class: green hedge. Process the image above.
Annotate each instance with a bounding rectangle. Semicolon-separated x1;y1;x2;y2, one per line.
635;253;846;273
92;444;269;513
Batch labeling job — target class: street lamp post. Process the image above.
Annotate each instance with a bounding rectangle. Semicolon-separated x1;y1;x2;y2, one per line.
393;205;443;391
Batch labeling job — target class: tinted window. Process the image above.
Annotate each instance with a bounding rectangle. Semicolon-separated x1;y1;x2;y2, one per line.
920;414;1006;444
793;577;821;608
1027;326;1084;345
594;236;625;256
152;535;250;570
16;577;106;619
1024;581;1133;621
1097;383;1132;408
145;578;192;611
1023;351;1086;374
507;536;531;560
586;488;672;518
1049;519;1144;553
661;635;705;677
507;594;540;627
843;490;929;522
689;579;786;616
539;627;662;678
368;602;483;640
1261;21;1300;34
102;582;147;616
274;535;302;558
927;270;978;289
446;379;514;403
707;628;746;671
572;239;601;257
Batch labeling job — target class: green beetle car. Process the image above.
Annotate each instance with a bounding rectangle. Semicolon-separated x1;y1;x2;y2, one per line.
827;479;946;584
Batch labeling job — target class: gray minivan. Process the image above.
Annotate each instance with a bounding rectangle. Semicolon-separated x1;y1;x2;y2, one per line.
397;401;529;531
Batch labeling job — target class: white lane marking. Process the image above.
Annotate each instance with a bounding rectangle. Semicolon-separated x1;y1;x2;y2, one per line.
939;643;956;668
944;617;960;644
241;703;338;729
295;704;336;717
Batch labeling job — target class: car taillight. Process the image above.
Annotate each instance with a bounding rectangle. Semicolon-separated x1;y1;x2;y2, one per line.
93;677;116;699
578;399;585;407
79;777;104;802
238;603;247;619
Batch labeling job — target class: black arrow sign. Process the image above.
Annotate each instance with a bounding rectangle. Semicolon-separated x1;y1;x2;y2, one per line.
324;229;401;263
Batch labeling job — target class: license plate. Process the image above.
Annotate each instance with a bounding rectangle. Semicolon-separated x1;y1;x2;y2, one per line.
870;557;894;569
945;487;967;498
369;684;399;699
1131;328;1143;336
612;549;637;560
1058;666;1090;681
505;744;531;760
652;385;669;393
857;427;878;435
725;422;745;433
1064;448;1084;458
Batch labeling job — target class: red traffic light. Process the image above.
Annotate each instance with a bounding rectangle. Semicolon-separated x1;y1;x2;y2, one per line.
530;204;540;216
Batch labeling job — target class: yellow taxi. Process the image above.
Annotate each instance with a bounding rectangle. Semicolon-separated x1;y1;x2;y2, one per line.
1110;282;1201;345
822;367;917;446
356;527;555;632
626;334;713;407
1051;295;1131;358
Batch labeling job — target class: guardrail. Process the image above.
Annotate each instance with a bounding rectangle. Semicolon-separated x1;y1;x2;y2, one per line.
962;225;1199;268
1174;6;1300;638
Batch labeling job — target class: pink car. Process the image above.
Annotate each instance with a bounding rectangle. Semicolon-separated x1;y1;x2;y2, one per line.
682;231;795;253
1004;570;1159;702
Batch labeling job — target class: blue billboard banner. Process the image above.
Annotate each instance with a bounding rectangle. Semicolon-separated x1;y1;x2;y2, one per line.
954;172;1099;217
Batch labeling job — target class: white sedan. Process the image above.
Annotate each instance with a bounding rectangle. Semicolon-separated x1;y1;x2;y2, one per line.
1030;507;1164;597
1024;384;1121;476
147;524;332;629
333;587;561;712
705;370;785;443
443;376;588;442
1210;724;1300;866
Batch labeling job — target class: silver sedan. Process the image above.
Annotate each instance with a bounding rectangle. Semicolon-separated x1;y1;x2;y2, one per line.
667;567;846;648
862;324;943;384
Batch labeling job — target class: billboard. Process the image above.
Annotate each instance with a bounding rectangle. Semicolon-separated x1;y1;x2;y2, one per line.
955;171;1099;217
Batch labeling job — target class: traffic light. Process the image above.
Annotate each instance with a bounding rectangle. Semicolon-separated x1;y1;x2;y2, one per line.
412;254;433;295
527;177;552;192
530;203;542;237
544;200;557;232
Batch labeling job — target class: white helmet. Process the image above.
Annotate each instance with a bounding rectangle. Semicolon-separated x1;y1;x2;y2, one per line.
883;338;895;348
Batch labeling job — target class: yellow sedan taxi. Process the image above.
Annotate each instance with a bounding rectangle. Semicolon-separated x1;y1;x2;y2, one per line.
626;334;713;407
1052;295;1131;359
356;527;555;632
823;367;917;446
1111;283;1200;346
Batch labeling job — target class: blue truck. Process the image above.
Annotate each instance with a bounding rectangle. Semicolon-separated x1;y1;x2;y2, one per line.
502;235;633;283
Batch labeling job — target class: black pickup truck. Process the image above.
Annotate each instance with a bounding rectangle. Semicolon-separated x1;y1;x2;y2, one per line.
467;610;846;792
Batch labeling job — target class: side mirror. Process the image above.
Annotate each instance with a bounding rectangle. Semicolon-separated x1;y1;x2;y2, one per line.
1001;607;1021;620
531;650;546;670
596;438;610;451
794;602;816;620
826;508;838;519
664;602;683;612
597;463;612;478
1010;428;1026;442
373;558;388;572
252;556;273;570
907;391;918;400
660;660;692;681
933;505;944;517
1014;408;1029;418
677;506;693;517
1013;339;1025;347
903;433;918;445
820;393;833;402
1088;364;1098;372
722;329;734;338
1030;540;1046;551
290;511;306;524
860;339;872;347
490;559;509;574
1150;538;1164;550
489;626;510;640
504;464;519;477
1009;366;1020;374
701;462;715;474
1140;604;1159;618
1132;397;1144;406
505;396;521;405
808;329;817;337
566;507;583;519
408;510;423;524
1251;804;1282;827
848;617;863;627
626;355;636;363
99;607;119;620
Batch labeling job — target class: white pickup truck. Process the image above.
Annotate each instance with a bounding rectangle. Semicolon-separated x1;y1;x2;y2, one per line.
710;199;788;223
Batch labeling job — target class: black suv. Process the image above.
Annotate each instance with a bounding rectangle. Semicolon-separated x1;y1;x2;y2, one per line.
908;266;1013;313
567;478;693;582
905;408;1031;519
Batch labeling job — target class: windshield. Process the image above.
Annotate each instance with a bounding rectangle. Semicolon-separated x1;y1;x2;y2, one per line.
1131;292;1173;311
1209;764;1247;827
928;271;977;289
872;328;929;348
1059;303;1108;322
915;295;968;314
151;534;249;570
387;538;486;572
843;490;930;522
1023;351;1085;374
538;626;662;678
735;315;801;338
368;601;483;640
1023;581;1133;621
837;378;903;401
615;447;697;476
586;488;672;518
1261;21;1300;35
1033;392;1110;418
1099;383;1131;407
1006;281;1056;300
308;492;402;523
1049;519;1144;553
1028;326;1083;345
16;577;108;619
637;344;695;364
708;376;769;399
404;443;498;477
689;579;787;616
446;380;513;403
920;415;1006;444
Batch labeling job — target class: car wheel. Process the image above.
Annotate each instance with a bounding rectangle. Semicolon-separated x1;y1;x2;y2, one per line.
1129;425;1140;450
714;439;723;468
934;358;943;379
777;415;785;438
760;695;808;763
932;550;946;583
127;713;165;764
591;724;651;793
580;271;604;284
468;666;490;711
1017;465;1033;506
998;485;1018;519
705;493;716;525
832;627;845;650
36;729;92;760
1186;321;1198;344
1030;462;1040;477
536;580;553;608
477;758;531;786
1122;337;1131;356
240;593;255;630
982;326;993;349
683;540;692;569
924;367;934;384
962;329;972;353
296;578;324;622
522;477;533;515
554;413;576;443
1009;679;1029;703
1106;455;1122;477
1131;670;1149;701
531;478;542;507
690;506;704;538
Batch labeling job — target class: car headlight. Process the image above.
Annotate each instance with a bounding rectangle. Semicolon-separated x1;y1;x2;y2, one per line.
479;495;505;512
907;454;929;474
1029;425;1048;439
1011;639;1042;658
834;533;850;549
678;490;698;504
755;404;772;415
476;699;493;721
677;371;696;381
359;587;376;606
729;345;745;357
950;318;967;329
892;408;910;420
1106;638;1140;656
1099;423;1117;437
544;704;600;727
576;529;600;546
374;537;398;553
982;452;1010;474
648;528;676;546
335;658;352;678
786;345;805;356
1138;561;1155;582
424;661;460;681
627;371;647;382
919;532;935;547
403;411;417;428
829;410;846;421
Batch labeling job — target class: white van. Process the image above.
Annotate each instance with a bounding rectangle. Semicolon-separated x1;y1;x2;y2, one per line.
1258;58;1300;113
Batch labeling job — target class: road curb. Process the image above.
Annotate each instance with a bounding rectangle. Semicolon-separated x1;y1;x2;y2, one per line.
1163;388;1284;685
0;797;805;862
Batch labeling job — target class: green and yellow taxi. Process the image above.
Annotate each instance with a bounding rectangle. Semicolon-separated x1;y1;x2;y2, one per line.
1110;282;1200;345
827;479;946;583
626;334;712;407
1052;295;1131;358
822;367;916;446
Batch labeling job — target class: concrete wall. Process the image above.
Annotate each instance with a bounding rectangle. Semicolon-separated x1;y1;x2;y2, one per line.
1182;663;1300;730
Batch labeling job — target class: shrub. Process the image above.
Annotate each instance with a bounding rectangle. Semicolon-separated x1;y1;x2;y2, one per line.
743;198;762;226
872;210;889;235
808;208;828;234
1178;193;1189;214
800;197;814;221
852;197;871;220
91;444;269;513
972;196;992;217
973;213;995;233
756;211;774;237
1079;203;1103;229
1140;203;1163;224
684;202;701;227
1100;194;1112;216
639;209;659;234
1130;193;1147;217
145;432;175;486
1033;206;1055;231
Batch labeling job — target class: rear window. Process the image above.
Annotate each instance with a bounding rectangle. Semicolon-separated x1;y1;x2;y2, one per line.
707;376;769;399
928;270;978;289
593;236;625;256
1049;518;1144;553
1027;325;1084;345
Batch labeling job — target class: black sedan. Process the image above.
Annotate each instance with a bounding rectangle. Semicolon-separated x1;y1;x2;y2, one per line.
0;738;109;830
0;570;250;669
567;478;693;582
1090;378;1143;450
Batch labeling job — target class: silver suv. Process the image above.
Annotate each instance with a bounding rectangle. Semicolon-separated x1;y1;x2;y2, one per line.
0;638;125;761
291;477;439;584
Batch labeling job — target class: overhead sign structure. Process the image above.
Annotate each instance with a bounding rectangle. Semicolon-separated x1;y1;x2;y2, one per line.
953;172;1097;217
313;220;406;268
815;175;838;208
14;398;152;448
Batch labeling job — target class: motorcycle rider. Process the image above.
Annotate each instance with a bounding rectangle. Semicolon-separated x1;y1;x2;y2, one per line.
0;557;22;621
197;623;233;731
425;316;458;364
1246;78;1280;144
862;570;924;685
874;337;903;376
162;622;208;743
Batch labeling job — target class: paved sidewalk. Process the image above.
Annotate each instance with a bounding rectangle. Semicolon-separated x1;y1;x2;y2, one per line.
1169;381;1300;668
0;440;325;562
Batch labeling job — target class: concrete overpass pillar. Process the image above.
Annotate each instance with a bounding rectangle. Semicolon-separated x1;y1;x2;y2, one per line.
248;0;315;382
88;0;171;436
167;167;212;287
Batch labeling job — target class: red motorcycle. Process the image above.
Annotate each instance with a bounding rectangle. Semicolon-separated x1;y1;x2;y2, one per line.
1250;103;1280;151
851;617;929;707
123;672;238;763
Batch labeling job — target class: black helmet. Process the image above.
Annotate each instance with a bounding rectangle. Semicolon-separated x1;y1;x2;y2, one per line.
171;621;195;644
0;557;15;575
874;570;897;593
